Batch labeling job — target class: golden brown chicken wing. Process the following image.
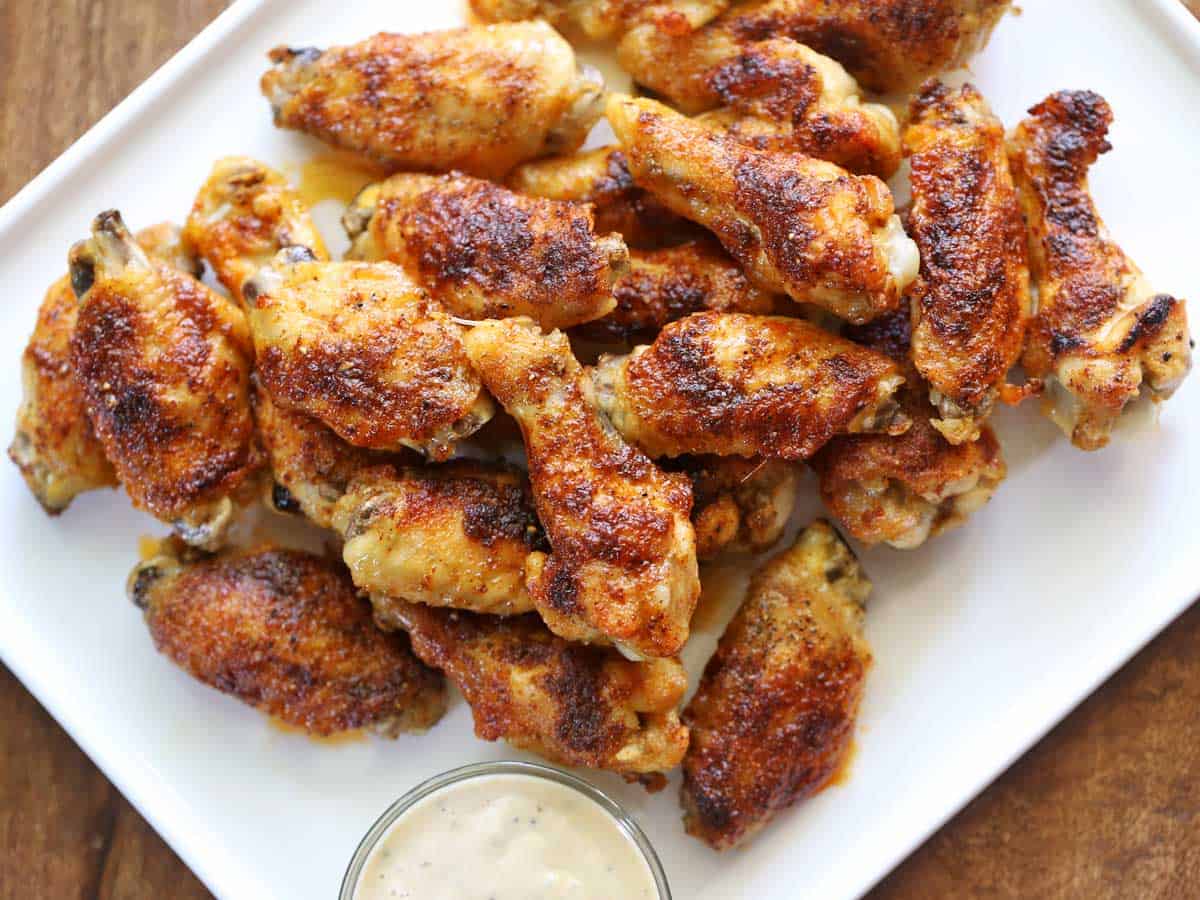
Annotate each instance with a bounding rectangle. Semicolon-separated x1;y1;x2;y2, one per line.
469;0;728;40
8;223;197;515
506;146;698;249
606;95;918;324
812;311;1006;549
129;541;445;736
261;22;604;179
68;212;259;549
1009;91;1192;450
578;238;780;342
681;520;871;850
618;0;1011;98
592;312;909;460
378;598;688;780
183;157;328;307
462;317;700;659
904;81;1030;445
343;173;628;330
331;462;543;617
244;250;493;460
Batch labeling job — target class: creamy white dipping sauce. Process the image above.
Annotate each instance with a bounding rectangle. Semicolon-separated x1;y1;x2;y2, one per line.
353;773;660;900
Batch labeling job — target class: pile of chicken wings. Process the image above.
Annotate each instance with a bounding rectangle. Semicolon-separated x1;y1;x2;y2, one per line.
11;0;1191;851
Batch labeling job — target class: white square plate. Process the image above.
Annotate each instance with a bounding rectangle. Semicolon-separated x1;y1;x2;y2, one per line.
2;1;1198;898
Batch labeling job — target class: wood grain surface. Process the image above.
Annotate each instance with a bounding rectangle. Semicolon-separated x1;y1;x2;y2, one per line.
1;3;1197;899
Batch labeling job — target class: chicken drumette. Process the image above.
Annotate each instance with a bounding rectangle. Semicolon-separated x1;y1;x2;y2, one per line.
469;0;728;40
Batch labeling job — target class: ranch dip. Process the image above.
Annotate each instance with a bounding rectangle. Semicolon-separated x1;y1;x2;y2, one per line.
351;771;662;900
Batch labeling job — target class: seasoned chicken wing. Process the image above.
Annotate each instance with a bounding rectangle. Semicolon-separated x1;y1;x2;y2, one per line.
470;0;728;40
606;95;918;324
904;82;1030;445
506;146;698;249
1009;91;1192;450
343;173;628;330
667;456;800;559
812;311;1006;549
694;38;902;178
261;22;604;179
331;462;543;617
618;0;1012;97
579;238;780;341
378;598;688;780
183;157;328;307
244;250;493;460
462;318;700;659
681;521;871;850
592;312;909;460
9;223;196;515
129;541;445;736
68;212;259;549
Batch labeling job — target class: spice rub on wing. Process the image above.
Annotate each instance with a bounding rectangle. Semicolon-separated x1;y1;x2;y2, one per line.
469;0;729;41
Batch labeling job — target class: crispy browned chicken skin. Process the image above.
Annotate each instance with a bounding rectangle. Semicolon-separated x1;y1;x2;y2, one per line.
470;0;729;40
506;146;698;249
1009;91;1192;450
606;95;919;324
183;157;328;307
618;0;1011;97
378;598;688;780
129;542;446;737
681;520;872;850
343;173;628;330
905;81;1030;445
245;250;494;460
463;318;700;659
260;22;604;179
68;212;259;550
331;462;543;617
812;311;1006;549
592;312;909;460
9;223;196;515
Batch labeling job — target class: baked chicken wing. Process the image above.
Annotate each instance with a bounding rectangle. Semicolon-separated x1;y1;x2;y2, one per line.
592;312;909;460
331;462;543;617
618;0;1011;97
244;250;493;460
462;317;700;659
681;521;871;850
606;95;918;324
812;311;1006;549
904;81;1030;445
9;223;196;514
261;22;604;179
1009;91;1192;450
343;173;628;330
183;156;328;307
68;212;259;549
469;0;728;40
129;542;445;736
378;598;688;781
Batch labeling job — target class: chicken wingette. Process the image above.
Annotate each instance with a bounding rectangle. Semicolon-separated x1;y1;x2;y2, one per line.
1009;91;1192;450
812;311;1006;549
343;173;628;330
261;22;604;179
462;317;700;659
129;541;445;736
469;0;728;40
378;598;688;782
244;250;493;460
68;212;259;550
592;312;909;460
904;81;1030;445
331;462;543;617
681;521;871;850
183;157;328;307
606;95;919;324
9;223;197;515
617;0;1012;98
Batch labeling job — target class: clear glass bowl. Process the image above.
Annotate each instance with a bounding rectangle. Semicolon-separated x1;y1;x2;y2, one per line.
339;760;672;899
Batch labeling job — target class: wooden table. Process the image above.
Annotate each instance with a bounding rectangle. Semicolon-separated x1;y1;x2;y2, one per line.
2;3;1198;897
